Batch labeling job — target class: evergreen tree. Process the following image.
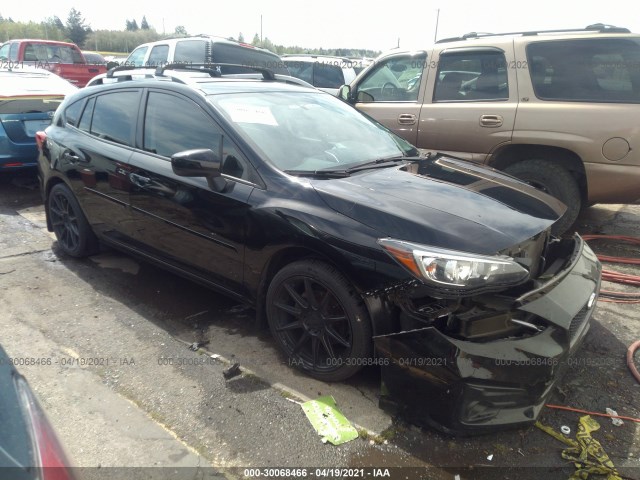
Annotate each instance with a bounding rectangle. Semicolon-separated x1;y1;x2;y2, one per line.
66;8;91;46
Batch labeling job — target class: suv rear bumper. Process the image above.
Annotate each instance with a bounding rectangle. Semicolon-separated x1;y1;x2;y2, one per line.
374;236;601;434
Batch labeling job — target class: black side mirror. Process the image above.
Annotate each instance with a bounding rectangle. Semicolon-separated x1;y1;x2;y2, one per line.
171;147;230;192
106;61;119;70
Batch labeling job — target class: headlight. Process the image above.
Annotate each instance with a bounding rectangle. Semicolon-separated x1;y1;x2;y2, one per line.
378;238;529;290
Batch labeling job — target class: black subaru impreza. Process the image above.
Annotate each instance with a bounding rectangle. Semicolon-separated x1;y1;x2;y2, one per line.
37;65;601;434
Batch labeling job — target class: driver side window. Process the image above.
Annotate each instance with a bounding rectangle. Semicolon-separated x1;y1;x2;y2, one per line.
356;55;426;102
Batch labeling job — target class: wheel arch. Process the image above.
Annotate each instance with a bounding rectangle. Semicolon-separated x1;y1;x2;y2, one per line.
255;245;376;330
491;145;588;203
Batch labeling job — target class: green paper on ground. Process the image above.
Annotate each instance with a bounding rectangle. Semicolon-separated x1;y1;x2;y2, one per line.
301;396;359;445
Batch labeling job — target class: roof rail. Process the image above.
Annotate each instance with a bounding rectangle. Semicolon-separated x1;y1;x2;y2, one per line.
435;23;630;43
155;63;276;80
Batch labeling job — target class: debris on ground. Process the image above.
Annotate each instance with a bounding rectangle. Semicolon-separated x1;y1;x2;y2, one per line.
223;362;241;380
535;415;621;480
301;395;359;446
188;340;210;351
606;408;624;427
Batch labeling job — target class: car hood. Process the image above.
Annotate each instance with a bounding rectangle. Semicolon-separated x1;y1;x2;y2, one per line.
311;156;566;254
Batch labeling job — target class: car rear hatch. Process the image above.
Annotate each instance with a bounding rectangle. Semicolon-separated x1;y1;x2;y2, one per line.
0;96;64;165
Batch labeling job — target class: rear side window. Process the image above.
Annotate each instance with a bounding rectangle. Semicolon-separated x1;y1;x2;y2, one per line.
78;97;95;132
314;63;344;88
147;45;169;66
64;100;84;127
285;61;313;83
174;40;207;63
434;50;508;102
527;38;640;103
88;91;140;146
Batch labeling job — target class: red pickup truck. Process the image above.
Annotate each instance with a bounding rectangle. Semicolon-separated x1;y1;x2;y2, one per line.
0;39;106;87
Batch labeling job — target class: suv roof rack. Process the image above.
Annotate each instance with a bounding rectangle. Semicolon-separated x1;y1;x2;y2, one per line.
105;63;276;81
436;23;631;43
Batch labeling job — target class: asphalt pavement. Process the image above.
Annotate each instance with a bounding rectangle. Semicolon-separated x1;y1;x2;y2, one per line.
0;171;638;480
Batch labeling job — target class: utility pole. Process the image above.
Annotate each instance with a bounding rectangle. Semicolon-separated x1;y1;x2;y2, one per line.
260;14;263;44
434;9;440;42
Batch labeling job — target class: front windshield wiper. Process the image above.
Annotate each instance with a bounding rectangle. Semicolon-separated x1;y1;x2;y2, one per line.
318;155;409;175
283;169;351;178
284;156;420;178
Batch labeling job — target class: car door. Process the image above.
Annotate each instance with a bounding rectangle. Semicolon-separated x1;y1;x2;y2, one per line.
417;45;518;163
127;89;258;296
51;90;140;239
350;53;428;145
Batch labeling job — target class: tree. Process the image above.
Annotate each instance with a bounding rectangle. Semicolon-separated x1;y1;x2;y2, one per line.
252;33;260;47
126;19;139;31
53;16;65;31
174;25;187;36
141;16;149;30
66;8;90;46
238;32;245;43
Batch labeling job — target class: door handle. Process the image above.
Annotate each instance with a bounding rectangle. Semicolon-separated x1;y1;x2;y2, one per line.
398;114;417;125
62;151;80;164
480;115;503;127
129;172;151;188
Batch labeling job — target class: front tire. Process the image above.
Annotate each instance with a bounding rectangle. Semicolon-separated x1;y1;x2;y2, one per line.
504;159;581;235
266;260;372;381
48;183;99;257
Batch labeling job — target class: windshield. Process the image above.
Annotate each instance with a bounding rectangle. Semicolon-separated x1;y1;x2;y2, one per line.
211;91;416;172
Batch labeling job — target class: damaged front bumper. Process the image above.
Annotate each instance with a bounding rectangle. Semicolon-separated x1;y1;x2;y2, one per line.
374;235;602;435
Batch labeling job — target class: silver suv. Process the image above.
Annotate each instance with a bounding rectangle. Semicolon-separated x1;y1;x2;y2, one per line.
124;35;289;75
339;24;640;233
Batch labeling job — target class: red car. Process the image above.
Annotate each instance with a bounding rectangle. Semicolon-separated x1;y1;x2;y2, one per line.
0;39;106;87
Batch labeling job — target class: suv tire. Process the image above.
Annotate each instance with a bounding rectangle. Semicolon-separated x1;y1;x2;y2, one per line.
266;260;372;381
504;159;581;235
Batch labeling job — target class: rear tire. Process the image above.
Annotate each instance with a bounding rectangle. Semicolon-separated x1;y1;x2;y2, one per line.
504;159;581;235
266;260;372;382
48;183;99;257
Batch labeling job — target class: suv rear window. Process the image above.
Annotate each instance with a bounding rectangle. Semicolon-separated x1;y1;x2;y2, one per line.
527;38;640;103
174;40;207;63
212;43;288;75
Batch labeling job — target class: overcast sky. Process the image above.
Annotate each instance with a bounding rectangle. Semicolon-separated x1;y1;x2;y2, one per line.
2;0;638;52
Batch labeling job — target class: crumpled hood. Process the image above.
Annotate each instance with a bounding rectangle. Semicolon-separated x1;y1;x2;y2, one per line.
311;156;566;254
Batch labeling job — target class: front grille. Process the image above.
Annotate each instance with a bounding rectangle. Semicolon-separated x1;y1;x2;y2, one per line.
569;303;590;343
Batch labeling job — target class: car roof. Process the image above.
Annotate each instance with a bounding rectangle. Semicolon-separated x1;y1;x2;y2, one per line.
0;66;78;96
1;38;78;47
436;23;635;43
86;64;316;90
131;35;279;55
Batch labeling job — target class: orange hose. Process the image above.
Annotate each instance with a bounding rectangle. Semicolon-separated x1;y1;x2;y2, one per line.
545;404;640;423
627;340;640;384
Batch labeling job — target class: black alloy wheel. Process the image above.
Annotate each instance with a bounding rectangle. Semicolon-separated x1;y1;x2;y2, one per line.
266;260;372;381
48;183;98;257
